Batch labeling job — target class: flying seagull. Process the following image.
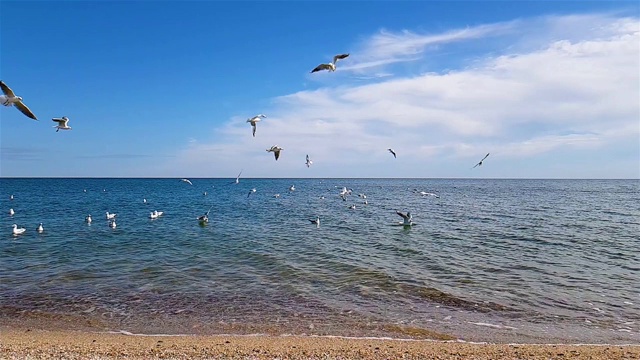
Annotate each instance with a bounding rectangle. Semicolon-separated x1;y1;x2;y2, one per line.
247;188;257;198
180;178;193;185
52;116;72;132
232;169;243;184
246;114;266;137
266;145;283;161
305;154;313;168
311;53;350;73
0;80;38;120
388;148;397;158
472;153;490;168
396;211;413;226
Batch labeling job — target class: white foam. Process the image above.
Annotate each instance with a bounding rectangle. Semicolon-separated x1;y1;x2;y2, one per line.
468;322;518;330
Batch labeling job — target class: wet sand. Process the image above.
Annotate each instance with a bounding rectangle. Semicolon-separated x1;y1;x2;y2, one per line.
2;328;639;360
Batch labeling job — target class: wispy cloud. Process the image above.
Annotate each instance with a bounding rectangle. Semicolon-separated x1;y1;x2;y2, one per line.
163;13;639;178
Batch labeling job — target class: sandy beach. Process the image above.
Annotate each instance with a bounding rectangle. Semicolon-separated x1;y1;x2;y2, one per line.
1;328;639;360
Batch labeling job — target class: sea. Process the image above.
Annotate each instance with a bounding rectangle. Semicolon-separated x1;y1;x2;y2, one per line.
1;178;638;344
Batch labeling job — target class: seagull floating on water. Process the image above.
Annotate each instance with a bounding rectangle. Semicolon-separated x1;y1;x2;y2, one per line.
52;116;72;132
10;194;14;200
266;145;283;161
309;216;320;227
106;211;116;220
396;211;413;226
9;208;15;216
473;153;490;168
37;223;44;233
305;154;313;168
12;224;26;236
109;220;117;229
388;148;397;158
85;215;92;224
289;185;295;192
246;114;266;137
273;194;280;198
311;53;350;73
180;178;193;185
0;80;38;120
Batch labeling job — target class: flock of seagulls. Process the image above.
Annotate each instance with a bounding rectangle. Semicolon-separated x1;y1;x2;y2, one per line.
4;50;491;235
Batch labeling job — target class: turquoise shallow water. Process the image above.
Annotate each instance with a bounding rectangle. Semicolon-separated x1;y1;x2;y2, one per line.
1;178;639;343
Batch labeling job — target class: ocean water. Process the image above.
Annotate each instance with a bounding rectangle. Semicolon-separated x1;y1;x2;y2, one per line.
1;178;638;344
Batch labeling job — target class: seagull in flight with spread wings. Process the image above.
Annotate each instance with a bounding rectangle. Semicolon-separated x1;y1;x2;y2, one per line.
266;145;283;161
0;80;38;120
388;148;397;158
311;53;350;73
305;154;313;168
180;178;193;185
52;116;72;132
473;153;490;168
247;114;266;137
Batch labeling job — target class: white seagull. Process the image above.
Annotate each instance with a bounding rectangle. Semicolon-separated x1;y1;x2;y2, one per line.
85;215;92;224
106;211;116;220
266;145;283;161
149;211;159;220
109;220;117;229
12;224;26;236
52;116;72;132
473;153;490;168
10;194;14;200
9;208;15;216
289;185;295;191
309;216;320;228
247;188;257;198
246;114;266;137
180;178;193;185
232;169;243;184
388;148;397;158
311;53;350;73
305;154;313;168
396;211;413;226
0;80;38;120
37;223;44;233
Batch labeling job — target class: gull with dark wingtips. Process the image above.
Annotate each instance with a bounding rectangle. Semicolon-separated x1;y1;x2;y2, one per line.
473;153;490;168
311;53;350;73
396;211;413;226
266;145;283;161
247;114;266;137
52;116;72;132
0;80;38;120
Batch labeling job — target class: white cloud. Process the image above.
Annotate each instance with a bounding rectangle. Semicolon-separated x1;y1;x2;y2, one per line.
162;13;640;178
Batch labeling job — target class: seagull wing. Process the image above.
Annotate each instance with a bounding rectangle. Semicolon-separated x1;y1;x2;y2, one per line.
15;100;38;120
333;53;350;64
251;122;257;137
311;63;332;73
388;149;397;158
481;153;490;161
274;150;281;161
0;81;15;97
52;118;65;125
396;211;409;220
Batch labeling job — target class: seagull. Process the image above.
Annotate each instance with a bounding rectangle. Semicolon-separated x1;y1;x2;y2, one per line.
9;208;15;216
37;223;44;233
289;185;295;191
246;114;266;137
106;211;116;220
305;154;313;168
419;191;440;198
247;188;257;198
0;80;38;120
153;210;164;217
266;145;283;161
273;194;280;198
198;205;213;224
149;211;158;219
12;224;26;236
388;148;397;158
311;53;350;73
52;116;72;132
180;178;193;185
396;211;413;226
143;198;147;204
9;194;14;200
309;216;320;227
85;215;92;224
349;205;356;210
473;153;490;168
109;220;117;229
231;169;243;184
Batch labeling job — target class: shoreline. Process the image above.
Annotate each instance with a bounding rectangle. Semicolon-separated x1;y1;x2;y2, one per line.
2;328;639;360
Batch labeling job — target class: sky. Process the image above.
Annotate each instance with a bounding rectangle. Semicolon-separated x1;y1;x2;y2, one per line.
0;1;638;179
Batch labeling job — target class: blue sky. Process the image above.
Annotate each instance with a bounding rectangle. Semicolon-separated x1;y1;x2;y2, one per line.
1;1;638;178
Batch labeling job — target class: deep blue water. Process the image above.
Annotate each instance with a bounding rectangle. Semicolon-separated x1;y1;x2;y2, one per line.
1;178;639;343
